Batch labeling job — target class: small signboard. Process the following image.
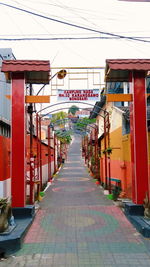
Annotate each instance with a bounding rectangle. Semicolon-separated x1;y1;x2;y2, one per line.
57;89;99;102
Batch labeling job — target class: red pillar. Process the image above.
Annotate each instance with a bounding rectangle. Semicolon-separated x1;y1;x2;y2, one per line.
48;126;52;181
39;117;42;189
11;73;26;207
130;70;149;204
54;133;56;174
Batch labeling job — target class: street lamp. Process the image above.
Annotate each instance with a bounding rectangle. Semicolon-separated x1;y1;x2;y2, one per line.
36;69;67;96
27;69;67;204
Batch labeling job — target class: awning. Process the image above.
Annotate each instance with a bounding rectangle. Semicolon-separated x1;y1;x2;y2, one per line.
1;60;50;84
105;59;150;82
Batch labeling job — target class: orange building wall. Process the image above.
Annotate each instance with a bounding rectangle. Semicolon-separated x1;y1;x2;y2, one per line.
101;127;132;199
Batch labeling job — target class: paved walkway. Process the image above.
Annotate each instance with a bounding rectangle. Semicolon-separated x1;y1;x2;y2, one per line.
2;135;150;266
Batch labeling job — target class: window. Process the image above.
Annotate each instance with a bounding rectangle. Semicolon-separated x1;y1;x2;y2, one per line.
122;117;130;135
0;121;10;137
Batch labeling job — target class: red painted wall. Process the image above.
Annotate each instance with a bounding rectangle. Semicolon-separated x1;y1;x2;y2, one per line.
0;136;10;181
0;135;54;182
26;134;54;172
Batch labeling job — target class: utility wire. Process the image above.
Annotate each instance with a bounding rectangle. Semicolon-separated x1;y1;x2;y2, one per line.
0;37;126;41
0;36;150;41
0;2;150;43
0;33;150;38
12;0;126;20
9;0;150;40
56;0;98;29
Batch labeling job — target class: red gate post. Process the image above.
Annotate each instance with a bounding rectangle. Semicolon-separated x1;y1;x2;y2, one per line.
36;113;40;182
39;116;42;189
1;60;50;208
11;73;26;207
130;70;149;204
28;84;35;205
104;114;108;189
105;59;150;205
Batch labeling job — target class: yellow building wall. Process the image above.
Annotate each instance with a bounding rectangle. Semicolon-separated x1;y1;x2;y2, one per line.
101;125;132;199
99;106;150;199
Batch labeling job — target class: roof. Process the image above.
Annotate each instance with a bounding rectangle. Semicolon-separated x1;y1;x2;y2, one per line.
105;59;150;82
117;106;130;121
1;60;50;84
118;106;150;121
89;95;106;119
91;103;150;121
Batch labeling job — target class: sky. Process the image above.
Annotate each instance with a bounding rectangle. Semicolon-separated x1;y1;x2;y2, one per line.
1;0;150;66
1;0;150;112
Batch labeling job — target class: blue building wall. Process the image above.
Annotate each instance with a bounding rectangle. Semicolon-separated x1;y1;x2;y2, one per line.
0;48;15;136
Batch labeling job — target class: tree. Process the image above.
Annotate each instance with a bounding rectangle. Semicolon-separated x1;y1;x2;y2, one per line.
74;117;96;134
51;111;68;124
75;117;96;129
68;105;79;115
55;130;72;144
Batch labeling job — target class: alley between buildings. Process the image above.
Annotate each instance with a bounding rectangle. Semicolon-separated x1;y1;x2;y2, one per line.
2;134;150;267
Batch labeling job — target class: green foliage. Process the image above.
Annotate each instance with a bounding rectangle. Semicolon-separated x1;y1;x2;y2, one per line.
51;111;68;124
0;198;9;208
112;186;122;201
102;147;112;154
76;117;96;130
68;105;79;115
91;155;95;165
55;130;72;144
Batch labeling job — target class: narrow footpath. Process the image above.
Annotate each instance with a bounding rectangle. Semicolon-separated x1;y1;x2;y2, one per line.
3;135;150;266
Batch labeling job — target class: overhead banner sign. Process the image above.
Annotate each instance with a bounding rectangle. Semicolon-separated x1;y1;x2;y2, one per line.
57;89;99;101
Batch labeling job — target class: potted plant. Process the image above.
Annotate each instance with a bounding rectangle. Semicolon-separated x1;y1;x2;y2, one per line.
112;186;122;201
143;192;150;219
0;198;12;233
103;147;113;155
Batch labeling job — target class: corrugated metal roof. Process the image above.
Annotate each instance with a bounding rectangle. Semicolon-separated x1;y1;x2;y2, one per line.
105;59;150;82
1;60;50;72
118;106;150;121
1;60;50;84
89;96;106;119
106;59;150;70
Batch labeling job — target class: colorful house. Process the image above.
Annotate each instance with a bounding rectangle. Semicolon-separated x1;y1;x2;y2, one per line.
90;60;150;204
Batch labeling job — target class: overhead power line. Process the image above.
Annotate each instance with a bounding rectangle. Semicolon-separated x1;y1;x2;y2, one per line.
0;36;150;41
0;36;129;41
0;2;150;43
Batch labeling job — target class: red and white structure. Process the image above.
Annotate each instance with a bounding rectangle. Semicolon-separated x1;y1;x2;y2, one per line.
105;59;150;204
1;60;50;207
